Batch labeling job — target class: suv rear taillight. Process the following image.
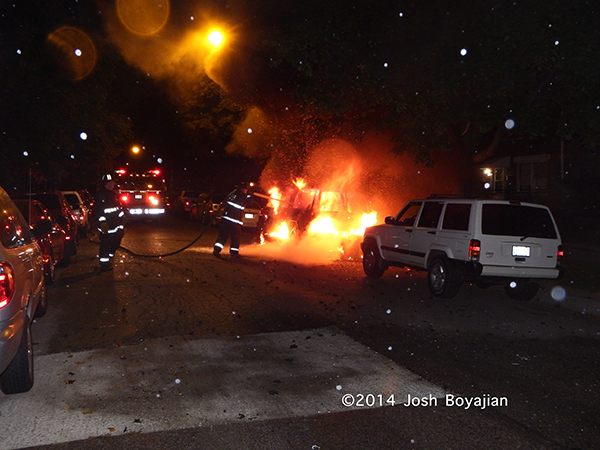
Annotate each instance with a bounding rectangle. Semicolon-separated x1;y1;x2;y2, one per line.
0;262;15;309
557;245;563;263
469;239;481;261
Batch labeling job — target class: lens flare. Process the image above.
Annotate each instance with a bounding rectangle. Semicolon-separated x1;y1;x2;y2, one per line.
116;0;170;36
47;27;97;81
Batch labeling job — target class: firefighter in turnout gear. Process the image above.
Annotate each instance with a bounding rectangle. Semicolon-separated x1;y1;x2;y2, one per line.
213;183;252;258
93;173;126;272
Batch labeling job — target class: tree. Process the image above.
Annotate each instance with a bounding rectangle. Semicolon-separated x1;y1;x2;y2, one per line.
263;0;600;163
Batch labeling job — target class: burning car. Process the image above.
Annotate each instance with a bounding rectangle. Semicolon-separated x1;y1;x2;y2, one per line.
260;179;377;259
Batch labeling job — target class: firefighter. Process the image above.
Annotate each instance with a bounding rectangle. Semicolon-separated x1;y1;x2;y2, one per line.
93;173;126;272
213;182;252;258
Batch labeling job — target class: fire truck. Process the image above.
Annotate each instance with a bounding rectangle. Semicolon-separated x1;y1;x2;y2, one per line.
115;169;167;219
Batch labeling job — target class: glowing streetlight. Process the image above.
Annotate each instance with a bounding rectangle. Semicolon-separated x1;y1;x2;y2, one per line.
207;30;224;48
132;146;141;155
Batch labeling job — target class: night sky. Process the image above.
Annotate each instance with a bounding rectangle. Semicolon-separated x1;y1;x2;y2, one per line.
1;1;599;206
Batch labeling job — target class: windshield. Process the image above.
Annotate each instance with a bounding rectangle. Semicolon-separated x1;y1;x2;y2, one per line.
64;193;81;207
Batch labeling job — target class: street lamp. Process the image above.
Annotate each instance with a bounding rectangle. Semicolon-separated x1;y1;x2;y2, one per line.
207;30;224;49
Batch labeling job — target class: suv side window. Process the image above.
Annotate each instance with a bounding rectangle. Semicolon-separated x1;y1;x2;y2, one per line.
442;203;472;231
416;202;444;228
0;191;33;249
395;202;422;227
481;204;557;239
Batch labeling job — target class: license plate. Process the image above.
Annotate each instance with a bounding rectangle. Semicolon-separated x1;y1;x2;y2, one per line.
135;194;142;199
512;245;531;257
245;213;254;219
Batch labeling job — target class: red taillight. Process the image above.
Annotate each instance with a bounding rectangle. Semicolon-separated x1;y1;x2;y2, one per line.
469;239;481;261
148;195;159;206
557;245;563;263
120;194;130;203
0;263;15;309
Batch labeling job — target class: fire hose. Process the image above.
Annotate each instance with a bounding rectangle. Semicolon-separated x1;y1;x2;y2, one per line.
89;191;280;258
89;219;214;258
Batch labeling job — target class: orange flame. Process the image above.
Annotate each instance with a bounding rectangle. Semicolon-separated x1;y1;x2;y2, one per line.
351;211;378;235
269;221;290;239
268;187;281;213
308;216;337;234
293;178;307;190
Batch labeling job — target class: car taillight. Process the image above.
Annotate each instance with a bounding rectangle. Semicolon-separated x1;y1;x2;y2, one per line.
120;194;130;203
557;245;563;263
469;239;481;261
0;262;15;309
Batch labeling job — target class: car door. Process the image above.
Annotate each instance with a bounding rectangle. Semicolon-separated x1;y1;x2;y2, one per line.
409;201;444;268
379;201;422;264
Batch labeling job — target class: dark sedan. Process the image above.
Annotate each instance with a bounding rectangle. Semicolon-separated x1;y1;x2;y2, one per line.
12;191;78;262
13;199;67;282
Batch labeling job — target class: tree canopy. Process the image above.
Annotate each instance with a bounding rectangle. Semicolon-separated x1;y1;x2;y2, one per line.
262;0;600;162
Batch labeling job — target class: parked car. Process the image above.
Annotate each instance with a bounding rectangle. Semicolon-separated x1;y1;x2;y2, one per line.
361;196;564;300
208;193;227;225
13;199;67;281
11;191;78;261
62;191;90;238
213;198;267;237
0;186;46;394
172;190;200;218
190;193;213;223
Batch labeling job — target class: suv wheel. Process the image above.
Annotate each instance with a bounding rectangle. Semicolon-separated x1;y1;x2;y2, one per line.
0;324;34;394
504;280;539;301
362;240;387;278
427;256;462;298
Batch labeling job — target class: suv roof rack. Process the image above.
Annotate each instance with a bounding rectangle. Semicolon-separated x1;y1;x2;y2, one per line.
427;194;465;199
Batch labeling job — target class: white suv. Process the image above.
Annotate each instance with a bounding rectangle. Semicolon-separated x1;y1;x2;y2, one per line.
361;197;564;300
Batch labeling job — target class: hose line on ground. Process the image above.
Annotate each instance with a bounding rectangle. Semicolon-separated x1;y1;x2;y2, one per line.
89;220;214;258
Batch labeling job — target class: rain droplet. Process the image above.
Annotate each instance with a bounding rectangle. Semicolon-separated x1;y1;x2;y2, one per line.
336;385;342;391
460;48;467;56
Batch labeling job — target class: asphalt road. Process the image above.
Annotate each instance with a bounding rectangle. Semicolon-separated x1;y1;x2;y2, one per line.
2;217;599;449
